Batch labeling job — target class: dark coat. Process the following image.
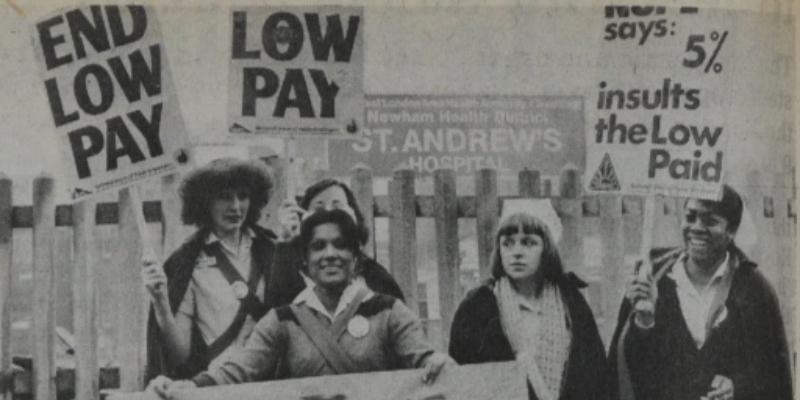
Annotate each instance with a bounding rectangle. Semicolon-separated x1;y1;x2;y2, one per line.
608;247;793;400
266;240;404;308
449;274;611;400
145;225;277;382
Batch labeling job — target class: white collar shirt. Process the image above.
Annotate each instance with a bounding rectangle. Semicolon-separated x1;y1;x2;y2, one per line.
204;229;255;278
293;279;372;322
668;252;730;348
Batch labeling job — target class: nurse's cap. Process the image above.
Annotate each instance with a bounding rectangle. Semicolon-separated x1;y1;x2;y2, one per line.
500;198;563;243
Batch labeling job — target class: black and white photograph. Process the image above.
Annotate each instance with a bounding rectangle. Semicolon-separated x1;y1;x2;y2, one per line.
0;1;795;399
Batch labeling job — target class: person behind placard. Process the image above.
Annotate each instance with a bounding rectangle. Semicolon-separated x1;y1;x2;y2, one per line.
449;212;611;400
609;185;793;400
271;179;404;307
142;158;278;381
147;209;455;399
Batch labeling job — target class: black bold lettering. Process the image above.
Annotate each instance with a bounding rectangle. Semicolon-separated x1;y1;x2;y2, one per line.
37;15;73;70
241;68;279;116
262;12;304;61
106;116;145;171
68;125;104;178
74;64;115;115
66;6;111;59
128;103;163;157
309;69;338;117
691;126;724;147
45;78;79;127
648;149;670;178
106;6;148;47
274;69;313;118
305;13;360;62
232;11;259;59
108;44;162;102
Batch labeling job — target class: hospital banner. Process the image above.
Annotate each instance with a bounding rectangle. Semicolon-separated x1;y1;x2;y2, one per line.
31;5;190;201
329;95;584;177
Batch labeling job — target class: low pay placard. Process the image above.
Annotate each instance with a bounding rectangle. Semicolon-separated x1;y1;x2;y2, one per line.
32;5;190;201
227;6;364;137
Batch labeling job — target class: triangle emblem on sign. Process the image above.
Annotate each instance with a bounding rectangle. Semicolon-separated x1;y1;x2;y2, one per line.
589;153;621;191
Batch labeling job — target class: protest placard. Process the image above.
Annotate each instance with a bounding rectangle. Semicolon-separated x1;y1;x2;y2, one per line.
31;5;190;201
583;7;782;200
227;6;364;137
328;95;584;177
109;361;527;400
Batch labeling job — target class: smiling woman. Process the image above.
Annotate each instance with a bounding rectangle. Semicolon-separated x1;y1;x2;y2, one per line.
146;208;455;399
142;158;279;382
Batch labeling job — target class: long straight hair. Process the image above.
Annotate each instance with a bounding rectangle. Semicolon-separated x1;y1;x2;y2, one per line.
490;212;566;282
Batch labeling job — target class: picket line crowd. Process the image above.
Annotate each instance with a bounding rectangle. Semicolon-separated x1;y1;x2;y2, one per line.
142;158;792;400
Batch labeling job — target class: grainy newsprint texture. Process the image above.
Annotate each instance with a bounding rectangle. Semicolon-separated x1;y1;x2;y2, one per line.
0;1;796;399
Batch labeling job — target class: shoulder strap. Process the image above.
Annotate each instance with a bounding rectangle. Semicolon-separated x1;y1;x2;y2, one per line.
290;304;361;374
330;288;370;340
204;243;268;320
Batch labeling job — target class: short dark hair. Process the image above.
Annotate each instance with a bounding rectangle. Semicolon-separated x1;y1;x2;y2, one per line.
685;184;744;233
179;158;273;228
490;212;565;282
297;209;362;271
301;179;370;245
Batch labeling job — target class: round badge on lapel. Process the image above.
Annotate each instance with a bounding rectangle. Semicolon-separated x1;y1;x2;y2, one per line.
231;281;249;299
347;315;369;338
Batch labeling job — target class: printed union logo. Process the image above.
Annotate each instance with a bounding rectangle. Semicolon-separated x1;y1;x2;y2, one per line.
589;153;621;191
230;123;251;133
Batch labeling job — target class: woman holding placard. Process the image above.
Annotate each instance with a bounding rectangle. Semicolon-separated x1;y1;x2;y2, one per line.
143;158;277;381
449;203;610;400
147;208;453;398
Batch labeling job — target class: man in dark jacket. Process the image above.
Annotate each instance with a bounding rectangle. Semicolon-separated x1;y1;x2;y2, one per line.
609;185;792;400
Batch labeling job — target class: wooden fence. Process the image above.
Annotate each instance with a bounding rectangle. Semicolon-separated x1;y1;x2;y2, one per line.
0;167;795;399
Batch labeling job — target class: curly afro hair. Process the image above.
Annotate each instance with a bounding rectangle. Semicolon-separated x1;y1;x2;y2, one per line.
179;158;273;228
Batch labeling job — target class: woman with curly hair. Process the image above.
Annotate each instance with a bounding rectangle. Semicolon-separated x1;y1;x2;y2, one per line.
449;211;610;400
143;158;278;381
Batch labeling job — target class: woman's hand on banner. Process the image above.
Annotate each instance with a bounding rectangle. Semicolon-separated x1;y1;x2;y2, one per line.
147;375;197;399
142;259;168;303
420;352;457;385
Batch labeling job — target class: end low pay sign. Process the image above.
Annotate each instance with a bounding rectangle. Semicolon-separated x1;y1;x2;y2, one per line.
33;5;189;201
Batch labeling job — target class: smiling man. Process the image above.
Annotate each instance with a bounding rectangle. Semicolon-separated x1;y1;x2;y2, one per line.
609;185;792;400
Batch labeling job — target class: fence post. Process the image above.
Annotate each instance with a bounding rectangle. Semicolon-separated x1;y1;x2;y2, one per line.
475;168;498;282
434;169;459;347
32;174;56;400
653;196;681;249
558;168;584;276
117;188;147;391
0;175;11;400
518;169;541;198
73;199;99;400
389;168;417;313
772;172;792;343
351;165;375;257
